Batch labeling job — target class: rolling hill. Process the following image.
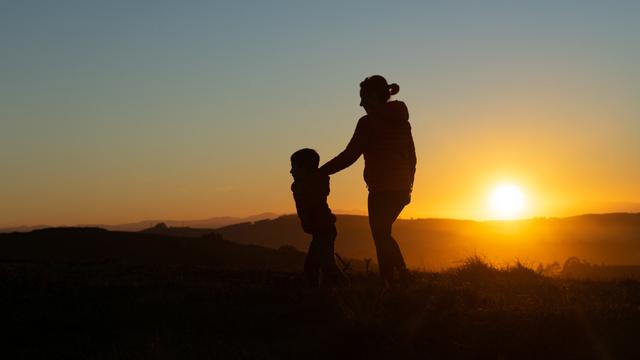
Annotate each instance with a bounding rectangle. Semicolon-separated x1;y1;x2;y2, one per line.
0;227;304;270
210;213;640;269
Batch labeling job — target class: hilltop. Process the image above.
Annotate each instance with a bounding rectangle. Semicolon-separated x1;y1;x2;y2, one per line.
0;227;303;271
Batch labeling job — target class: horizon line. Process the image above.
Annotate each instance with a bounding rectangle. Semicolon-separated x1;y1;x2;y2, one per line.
3;211;640;231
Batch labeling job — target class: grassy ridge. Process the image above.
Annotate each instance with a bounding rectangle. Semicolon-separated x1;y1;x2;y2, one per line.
2;259;639;359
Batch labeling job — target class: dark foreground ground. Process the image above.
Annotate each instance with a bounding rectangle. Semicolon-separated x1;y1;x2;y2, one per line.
2;260;640;360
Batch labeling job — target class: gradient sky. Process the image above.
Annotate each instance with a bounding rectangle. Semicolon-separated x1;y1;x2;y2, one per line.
2;1;640;227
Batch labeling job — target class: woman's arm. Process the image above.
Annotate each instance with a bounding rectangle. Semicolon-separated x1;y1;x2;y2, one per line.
319;117;367;176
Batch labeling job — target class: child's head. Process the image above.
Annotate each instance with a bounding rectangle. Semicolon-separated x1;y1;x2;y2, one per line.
290;148;320;178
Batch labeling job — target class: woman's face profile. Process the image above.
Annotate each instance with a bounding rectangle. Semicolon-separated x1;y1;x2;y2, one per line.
360;89;382;115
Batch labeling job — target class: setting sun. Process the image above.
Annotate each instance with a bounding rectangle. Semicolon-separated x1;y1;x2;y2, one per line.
488;183;527;220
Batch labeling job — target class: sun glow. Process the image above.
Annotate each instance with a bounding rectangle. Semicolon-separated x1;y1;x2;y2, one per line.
488;183;527;220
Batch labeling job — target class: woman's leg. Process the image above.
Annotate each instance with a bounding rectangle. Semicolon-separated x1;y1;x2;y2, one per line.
368;192;409;282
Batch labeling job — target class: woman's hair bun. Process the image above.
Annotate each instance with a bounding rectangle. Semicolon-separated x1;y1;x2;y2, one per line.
388;83;400;95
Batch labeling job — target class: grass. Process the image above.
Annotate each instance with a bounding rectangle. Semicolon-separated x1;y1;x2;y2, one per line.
1;259;639;359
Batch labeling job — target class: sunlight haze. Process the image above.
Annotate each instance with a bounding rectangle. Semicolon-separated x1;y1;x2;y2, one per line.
488;183;527;220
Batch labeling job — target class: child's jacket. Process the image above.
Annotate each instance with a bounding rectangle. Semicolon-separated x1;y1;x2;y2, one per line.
291;172;336;234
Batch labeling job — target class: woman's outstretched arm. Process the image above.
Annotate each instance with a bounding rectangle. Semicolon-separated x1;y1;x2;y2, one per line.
319;117;366;176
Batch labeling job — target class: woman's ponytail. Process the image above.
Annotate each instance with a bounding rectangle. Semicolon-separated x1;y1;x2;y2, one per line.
388;83;400;96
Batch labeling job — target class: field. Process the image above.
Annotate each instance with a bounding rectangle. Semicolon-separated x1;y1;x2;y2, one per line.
2;259;640;359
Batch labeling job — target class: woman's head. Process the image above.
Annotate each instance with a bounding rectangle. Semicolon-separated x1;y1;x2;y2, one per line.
359;75;399;114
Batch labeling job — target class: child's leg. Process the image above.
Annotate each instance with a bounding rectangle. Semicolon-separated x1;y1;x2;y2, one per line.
304;236;322;287
317;226;346;285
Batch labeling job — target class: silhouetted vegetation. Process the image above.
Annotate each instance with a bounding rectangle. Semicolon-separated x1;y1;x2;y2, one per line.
2;258;639;359
1;225;639;358
558;256;640;280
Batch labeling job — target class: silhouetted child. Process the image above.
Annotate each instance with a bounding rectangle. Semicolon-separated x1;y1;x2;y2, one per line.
290;148;346;287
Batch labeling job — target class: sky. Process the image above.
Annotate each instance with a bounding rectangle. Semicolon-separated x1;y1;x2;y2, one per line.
2;1;640;227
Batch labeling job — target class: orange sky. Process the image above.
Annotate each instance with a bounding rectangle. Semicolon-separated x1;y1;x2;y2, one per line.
2;2;640;227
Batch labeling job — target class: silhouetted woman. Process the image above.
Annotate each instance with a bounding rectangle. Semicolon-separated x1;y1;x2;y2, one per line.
320;75;416;284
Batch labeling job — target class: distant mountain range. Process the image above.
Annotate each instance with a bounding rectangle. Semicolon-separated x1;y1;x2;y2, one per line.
141;212;640;269
0;212;279;233
2;213;639;273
